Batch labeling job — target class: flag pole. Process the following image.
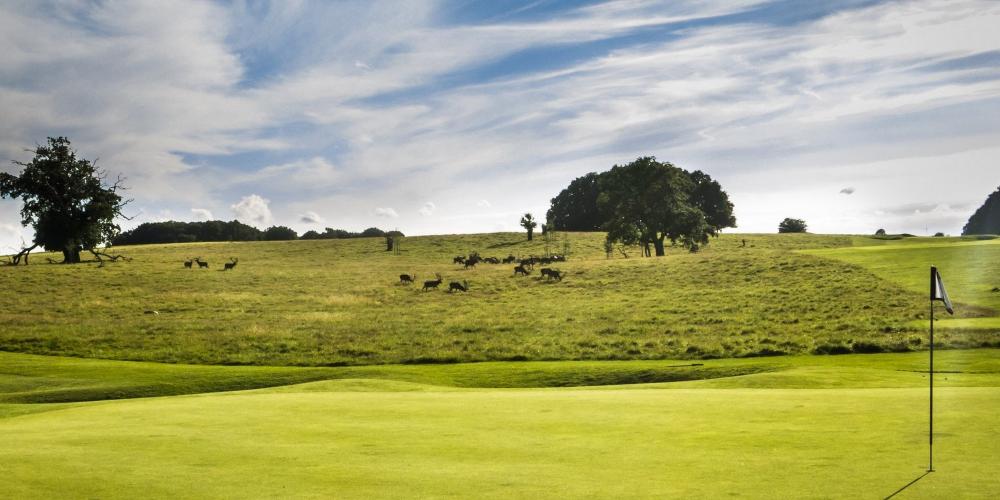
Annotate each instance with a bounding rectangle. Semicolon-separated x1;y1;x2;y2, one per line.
928;294;934;473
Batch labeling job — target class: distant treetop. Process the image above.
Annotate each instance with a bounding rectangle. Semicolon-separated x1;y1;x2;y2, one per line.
778;218;808;233
962;186;1000;235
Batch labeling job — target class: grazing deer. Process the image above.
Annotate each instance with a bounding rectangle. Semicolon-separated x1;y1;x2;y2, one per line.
540;268;562;281
449;280;469;292
399;273;416;284
423;273;443;291
464;259;477;270
195;258;209;269
223;257;239;270
484;257;500;264
514;265;530;276
453;256;466;264
502;255;516;264
184;259;193;268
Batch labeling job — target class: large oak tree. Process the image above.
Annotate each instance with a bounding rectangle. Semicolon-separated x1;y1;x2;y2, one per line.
1;137;128;264
548;157;735;256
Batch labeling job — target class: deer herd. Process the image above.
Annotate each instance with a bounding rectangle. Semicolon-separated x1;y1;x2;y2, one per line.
181;250;565;291
399;252;567;293
182;257;239;270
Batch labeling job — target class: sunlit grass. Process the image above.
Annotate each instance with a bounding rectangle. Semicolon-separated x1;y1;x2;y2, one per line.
0;232;996;365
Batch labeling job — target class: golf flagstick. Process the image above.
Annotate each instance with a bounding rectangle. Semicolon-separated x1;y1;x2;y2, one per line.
928;266;954;472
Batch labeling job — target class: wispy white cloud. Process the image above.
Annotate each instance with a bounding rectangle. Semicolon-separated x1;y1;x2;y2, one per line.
418;202;436;216
190;208;214;220
299;211;324;224
374;207;398;218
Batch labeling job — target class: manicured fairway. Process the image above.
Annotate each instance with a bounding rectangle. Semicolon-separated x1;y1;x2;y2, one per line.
2;350;999;498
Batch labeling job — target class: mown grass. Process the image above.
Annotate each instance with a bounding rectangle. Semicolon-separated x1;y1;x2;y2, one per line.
1;233;997;365
4;348;1000;409
2;349;999;499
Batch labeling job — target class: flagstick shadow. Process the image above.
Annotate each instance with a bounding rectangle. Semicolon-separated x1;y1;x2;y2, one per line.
884;471;932;500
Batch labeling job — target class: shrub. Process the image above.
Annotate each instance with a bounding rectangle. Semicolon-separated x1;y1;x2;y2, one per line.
813;343;852;355
850;341;885;354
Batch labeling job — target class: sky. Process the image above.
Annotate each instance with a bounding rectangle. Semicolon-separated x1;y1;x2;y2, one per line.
1;0;999;252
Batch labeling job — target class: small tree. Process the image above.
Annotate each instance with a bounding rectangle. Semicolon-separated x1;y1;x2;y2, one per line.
1;137;129;264
385;230;404;252
520;213;537;241
875;228;886;236
778;218;807;233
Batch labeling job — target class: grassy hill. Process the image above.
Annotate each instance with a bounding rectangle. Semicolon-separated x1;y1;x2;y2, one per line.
1;232;997;365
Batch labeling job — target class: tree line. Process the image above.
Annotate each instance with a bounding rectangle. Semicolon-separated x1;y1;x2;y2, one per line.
112;221;403;246
546;157;735;255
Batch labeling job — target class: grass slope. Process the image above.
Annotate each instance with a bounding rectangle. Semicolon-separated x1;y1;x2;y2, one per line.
3;350;999;499
806;238;1000;339
2;233;996;365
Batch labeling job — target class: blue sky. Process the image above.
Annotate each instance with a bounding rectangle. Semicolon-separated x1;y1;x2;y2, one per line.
1;0;999;251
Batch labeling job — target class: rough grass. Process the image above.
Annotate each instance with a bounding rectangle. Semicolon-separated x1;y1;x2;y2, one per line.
1;233;997;365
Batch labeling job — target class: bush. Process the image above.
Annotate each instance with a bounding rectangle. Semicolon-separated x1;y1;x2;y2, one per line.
933;232;945;237
850;341;886;354
875;228;886;236
813;343;852;355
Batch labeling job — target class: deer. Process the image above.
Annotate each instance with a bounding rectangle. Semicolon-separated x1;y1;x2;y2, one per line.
399;273;416;284
223;257;239;270
502;255;517;264
540;268;562;281
183;259;193;269
449;280;469;292
453;256;466;264
422;273;443;291
514;264;531;276
195;257;209;269
464;259;477;270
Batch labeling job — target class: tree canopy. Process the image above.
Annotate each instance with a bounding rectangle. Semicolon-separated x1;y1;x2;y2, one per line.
113;220;264;245
263;225;299;241
1;137;128;263
546;172;603;231
546;157;735;255
778;218;808;233
962;186;1000;235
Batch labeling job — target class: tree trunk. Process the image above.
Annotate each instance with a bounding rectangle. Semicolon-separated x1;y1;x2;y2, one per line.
527;229;533;241
62;247;81;264
386;237;394;252
653;237;666;257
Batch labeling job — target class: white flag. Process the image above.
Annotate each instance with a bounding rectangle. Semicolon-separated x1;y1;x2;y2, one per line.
931;266;954;315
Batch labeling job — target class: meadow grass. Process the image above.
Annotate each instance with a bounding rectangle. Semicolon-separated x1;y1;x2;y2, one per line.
2;349;998;499
1;233;997;365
